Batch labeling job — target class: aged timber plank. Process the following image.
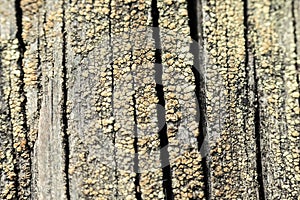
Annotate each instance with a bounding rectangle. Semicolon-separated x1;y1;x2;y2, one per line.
201;0;259;199
1;0;300;199
158;0;205;199
66;0;116;199
0;0;19;199
110;0;141;198
20;0;43;198
128;0;165;199
0;0;33;199
29;0;69;199
247;0;300;199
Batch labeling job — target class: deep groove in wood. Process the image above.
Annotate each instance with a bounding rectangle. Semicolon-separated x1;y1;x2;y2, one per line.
132;92;142;200
126;9;142;198
15;0;26;53
244;1;266;199
242;2;252;200
36;14;42;130
61;1;70;199
253;57;266;200
244;2;265;199
15;0;31;198
186;0;210;199
151;0;174;199
129;31;142;199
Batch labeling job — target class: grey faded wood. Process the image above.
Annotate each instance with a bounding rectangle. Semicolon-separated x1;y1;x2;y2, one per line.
247;0;300;198
0;0;299;200
0;1;20;199
201;1;259;199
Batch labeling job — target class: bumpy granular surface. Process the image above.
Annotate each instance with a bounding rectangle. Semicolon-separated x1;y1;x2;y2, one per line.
0;0;299;199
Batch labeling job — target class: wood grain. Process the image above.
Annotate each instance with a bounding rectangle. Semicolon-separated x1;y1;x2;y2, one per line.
0;0;299;199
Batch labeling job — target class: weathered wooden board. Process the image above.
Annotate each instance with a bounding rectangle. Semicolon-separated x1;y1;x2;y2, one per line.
1;0;32;199
0;1;20;199
0;0;299;199
247;0;300;199
201;0;259;199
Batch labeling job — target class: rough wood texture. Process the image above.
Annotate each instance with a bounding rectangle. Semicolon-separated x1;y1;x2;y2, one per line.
0;0;299;199
201;0;258;199
247;0;300;199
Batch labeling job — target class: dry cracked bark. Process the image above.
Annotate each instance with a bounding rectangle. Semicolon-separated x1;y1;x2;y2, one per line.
0;0;299;199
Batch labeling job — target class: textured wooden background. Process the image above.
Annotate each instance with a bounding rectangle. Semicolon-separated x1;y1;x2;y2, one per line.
0;0;299;199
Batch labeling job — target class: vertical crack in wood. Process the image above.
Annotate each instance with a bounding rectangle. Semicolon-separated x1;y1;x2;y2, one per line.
15;0;26;53
15;0;31;198
253;58;266;200
186;0;210;199
132;92;142;199
151;0;174;199
36;9;42;128
127;21;142;197
108;0;118;198
291;0;300;109
129;33;142;199
254;64;267;199
32;9;43;134
242;3;251;200
61;0;70;199
243;1;265;199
